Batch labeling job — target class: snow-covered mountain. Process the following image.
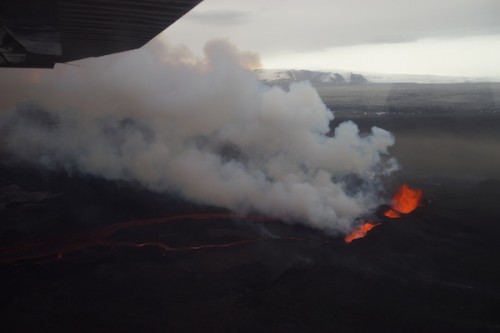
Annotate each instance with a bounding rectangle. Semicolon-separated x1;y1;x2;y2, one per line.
255;69;367;87
256;69;497;86
360;72;497;84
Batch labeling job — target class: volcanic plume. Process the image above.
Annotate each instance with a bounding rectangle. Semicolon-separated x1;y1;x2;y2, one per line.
0;38;398;234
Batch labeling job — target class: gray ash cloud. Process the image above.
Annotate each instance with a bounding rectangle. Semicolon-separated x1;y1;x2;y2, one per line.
0;40;397;234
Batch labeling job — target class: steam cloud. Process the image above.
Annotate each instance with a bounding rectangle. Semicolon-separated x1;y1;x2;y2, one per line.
0;39;397;233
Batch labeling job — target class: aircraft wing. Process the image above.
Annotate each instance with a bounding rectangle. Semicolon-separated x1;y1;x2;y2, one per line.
0;0;202;68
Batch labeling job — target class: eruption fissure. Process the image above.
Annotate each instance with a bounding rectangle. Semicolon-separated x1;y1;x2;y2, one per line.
344;222;380;243
344;184;423;243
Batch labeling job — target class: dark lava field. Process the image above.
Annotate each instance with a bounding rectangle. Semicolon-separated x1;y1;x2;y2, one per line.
1;83;500;332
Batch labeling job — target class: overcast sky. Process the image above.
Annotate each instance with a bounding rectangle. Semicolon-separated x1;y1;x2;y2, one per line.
164;0;500;77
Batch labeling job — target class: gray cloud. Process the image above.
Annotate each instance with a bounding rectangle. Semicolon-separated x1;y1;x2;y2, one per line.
187;10;250;26
167;0;500;53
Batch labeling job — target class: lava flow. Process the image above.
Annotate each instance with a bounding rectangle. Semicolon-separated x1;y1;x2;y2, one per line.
0;213;300;265
384;184;423;218
344;222;380;243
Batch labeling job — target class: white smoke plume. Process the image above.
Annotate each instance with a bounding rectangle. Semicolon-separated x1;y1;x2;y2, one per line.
0;39;397;234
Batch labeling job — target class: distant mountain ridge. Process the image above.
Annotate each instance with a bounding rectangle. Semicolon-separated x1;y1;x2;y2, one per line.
256;69;498;86
255;69;368;87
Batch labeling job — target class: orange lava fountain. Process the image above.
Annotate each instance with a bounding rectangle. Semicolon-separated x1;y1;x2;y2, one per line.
384;184;422;218
344;222;381;243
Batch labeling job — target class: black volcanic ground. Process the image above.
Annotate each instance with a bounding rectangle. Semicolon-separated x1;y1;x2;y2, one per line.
1;82;500;332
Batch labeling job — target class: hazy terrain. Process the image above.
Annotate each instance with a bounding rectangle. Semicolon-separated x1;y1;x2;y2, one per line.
1;80;500;332
319;82;500;181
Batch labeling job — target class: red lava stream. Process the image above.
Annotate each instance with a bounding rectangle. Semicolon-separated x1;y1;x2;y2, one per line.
1;184;424;263
0;214;303;264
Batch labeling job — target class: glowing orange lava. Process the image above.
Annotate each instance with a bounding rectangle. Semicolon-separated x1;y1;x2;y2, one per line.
384;209;401;219
384;184;422;218
344;222;380;243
